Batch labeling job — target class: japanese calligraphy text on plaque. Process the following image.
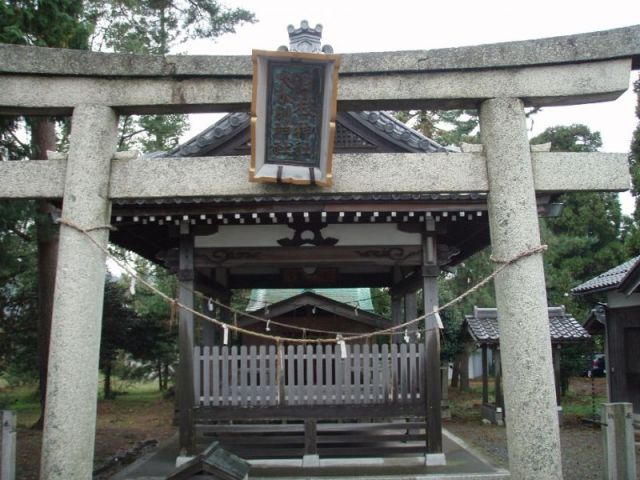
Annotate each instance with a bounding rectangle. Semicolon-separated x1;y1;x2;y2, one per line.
250;50;340;186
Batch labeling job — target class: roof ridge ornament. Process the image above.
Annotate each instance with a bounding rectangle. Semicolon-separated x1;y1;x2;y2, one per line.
278;20;334;54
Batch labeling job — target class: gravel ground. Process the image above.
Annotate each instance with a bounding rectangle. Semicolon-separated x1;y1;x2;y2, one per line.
446;417;640;480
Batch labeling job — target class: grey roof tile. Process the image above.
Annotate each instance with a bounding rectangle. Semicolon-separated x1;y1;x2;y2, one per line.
162;110;448;159
464;306;590;344
571;255;640;294
351;111;448;153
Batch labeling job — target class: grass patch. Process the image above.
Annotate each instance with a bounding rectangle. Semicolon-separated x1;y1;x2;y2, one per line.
0;384;40;412
0;379;168;428
0;384;41;427
561;386;605;419
105;381;167;405
448;380;487;421
447;377;607;422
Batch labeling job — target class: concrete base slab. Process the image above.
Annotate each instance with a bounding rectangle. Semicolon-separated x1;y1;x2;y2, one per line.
317;457;416;467
113;429;510;480
426;453;447;466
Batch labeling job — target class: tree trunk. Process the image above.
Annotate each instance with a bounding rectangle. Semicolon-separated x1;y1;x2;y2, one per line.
459;349;470;391
31;118;59;430
157;361;163;391
104;359;113;400
163;362;170;391
450;354;461;388
561;370;570;396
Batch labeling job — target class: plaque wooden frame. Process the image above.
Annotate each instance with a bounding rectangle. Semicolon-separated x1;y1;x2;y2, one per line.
250;49;340;186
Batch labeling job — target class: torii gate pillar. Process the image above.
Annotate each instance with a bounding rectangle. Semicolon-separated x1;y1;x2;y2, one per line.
40;105;118;479
480;97;562;479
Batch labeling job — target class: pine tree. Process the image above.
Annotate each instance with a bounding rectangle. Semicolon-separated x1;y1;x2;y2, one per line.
395;109;479;147
93;0;256;152
623;74;640;255
0;0;256;423
0;0;93;427
532;124;625;317
532;124;626;393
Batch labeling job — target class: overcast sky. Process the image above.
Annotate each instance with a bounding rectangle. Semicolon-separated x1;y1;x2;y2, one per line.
177;0;640;212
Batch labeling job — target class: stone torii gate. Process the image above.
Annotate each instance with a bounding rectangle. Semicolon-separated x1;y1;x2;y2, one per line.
1;25;639;480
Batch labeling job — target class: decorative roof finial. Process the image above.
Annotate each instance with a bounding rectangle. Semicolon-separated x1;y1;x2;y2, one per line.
277;20;334;54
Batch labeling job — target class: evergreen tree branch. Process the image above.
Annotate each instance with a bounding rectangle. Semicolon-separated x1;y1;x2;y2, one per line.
6;129;30;153
8;225;32;242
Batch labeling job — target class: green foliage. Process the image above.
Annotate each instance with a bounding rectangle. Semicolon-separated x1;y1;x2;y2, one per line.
0;0;92;48
371;288;391;318
230;289;251;312
101;264;179;397
98;0;254;154
0;0;92;391
623;74;640;253
101;274;137;365
0;384;41;413
397;109;479;146
0;118;31;161
118;113;189;151
396;110;479;147
91;0;256;55
630;74;640;211
531;124;602;152
126;261;177;367
0;0;256;391
0;201;38;381
532;125;625;320
439;250;496;361
532;124;626;389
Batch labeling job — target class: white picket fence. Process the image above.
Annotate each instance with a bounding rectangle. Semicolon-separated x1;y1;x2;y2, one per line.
193;343;425;407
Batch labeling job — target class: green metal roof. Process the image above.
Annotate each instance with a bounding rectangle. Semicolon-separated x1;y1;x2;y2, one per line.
246;288;375;312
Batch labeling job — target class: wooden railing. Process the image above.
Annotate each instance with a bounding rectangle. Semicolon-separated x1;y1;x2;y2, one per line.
193;343;425;408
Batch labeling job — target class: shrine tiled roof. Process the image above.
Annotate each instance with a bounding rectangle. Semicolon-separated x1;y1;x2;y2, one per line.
463;306;590;344
246;288;375;312
164;110;447;158
571;256;640;295
165;112;249;157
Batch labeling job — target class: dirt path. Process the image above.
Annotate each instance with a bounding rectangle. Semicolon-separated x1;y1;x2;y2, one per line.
446;418;615;480
445;378;639;480
14;395;176;480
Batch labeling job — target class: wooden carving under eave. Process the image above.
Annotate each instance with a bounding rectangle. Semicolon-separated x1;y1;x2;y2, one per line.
277;223;338;246
250;49;340;186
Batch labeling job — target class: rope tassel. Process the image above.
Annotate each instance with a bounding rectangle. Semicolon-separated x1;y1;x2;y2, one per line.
337;334;347;359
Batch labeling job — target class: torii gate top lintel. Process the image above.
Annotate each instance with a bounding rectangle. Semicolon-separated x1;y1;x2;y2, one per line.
2;24;639;77
1;24;639;115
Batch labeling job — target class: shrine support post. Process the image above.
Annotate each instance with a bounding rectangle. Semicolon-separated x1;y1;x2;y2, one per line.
480;97;562;479
391;267;403;343
422;218;443;463
40;105;118;480
178;223;196;455
405;291;418;333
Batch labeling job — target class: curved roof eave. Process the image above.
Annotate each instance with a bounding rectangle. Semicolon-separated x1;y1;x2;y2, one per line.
160;110;449;159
